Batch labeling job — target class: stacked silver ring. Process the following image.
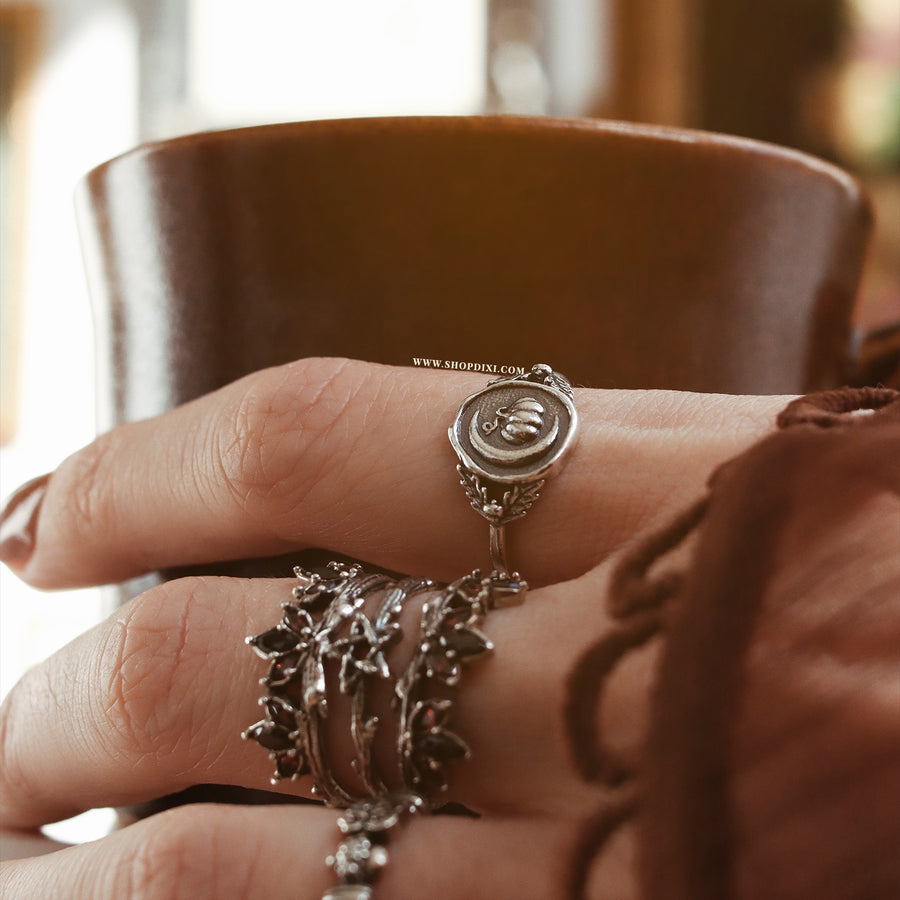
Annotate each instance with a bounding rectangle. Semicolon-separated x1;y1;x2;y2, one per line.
243;562;433;802
244;364;577;900
394;569;525;795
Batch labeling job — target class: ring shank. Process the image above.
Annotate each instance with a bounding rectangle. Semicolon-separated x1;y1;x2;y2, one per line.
489;524;507;575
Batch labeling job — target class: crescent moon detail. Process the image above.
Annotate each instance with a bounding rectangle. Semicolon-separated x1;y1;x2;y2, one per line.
469;410;559;466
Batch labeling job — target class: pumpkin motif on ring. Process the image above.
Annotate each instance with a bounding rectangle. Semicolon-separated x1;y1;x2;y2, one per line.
482;398;545;445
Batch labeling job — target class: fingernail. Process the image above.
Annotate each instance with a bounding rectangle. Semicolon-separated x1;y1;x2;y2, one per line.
0;474;50;567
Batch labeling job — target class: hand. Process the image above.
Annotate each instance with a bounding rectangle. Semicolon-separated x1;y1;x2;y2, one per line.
0;359;790;898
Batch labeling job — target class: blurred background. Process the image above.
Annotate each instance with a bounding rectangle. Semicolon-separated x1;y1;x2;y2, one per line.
1;0;898;841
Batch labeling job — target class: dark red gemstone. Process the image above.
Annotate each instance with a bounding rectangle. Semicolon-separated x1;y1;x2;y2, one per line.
246;721;294;751
275;751;304;779
265;696;297;729
445;591;472;616
267;650;302;685
281;605;310;634
300;583;338;611
426;649;455;677
250;627;298;655
417;729;468;763
445;627;491;659
419;704;440;730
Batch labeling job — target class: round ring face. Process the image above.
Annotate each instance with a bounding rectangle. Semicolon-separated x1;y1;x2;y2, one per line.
449;380;577;484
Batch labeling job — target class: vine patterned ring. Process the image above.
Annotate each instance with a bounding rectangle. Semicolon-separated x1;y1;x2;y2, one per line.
449;363;578;576
394;569;526;797
319;568;528;900
243;562;432;803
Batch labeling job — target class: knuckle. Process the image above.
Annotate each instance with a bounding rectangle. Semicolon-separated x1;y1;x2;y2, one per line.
60;432;117;543
0;679;32;820
96;578;208;762
214;357;372;522
126;806;256;900
0;664;65;826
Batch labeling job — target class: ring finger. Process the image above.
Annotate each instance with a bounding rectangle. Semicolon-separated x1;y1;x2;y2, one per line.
0;803;591;900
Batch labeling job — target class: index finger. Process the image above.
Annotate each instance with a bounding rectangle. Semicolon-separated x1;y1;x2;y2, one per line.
1;357;787;589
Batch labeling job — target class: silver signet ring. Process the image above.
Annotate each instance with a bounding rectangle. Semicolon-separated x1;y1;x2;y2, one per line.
449;364;577;578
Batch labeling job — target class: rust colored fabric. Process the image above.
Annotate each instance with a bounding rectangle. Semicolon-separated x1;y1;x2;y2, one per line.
641;388;900;899
851;323;900;390
567;388;900;899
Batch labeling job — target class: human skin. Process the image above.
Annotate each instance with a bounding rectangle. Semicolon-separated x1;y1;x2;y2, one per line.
0;358;796;898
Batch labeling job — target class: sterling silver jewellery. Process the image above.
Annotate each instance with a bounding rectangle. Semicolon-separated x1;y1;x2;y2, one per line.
243;562;432;803
394;569;523;795
449;364;577;576
245;363;572;899
244;565;525;804
318;570;525;900
246;565;526;900
322;792;425;900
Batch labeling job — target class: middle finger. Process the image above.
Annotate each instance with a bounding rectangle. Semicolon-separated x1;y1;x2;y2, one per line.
0;569;628;830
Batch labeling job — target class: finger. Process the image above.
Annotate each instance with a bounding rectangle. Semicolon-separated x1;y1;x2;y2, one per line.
0;830;67;862
0;577;325;829
0;803;596;900
0;568;632;830
6;357;787;589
